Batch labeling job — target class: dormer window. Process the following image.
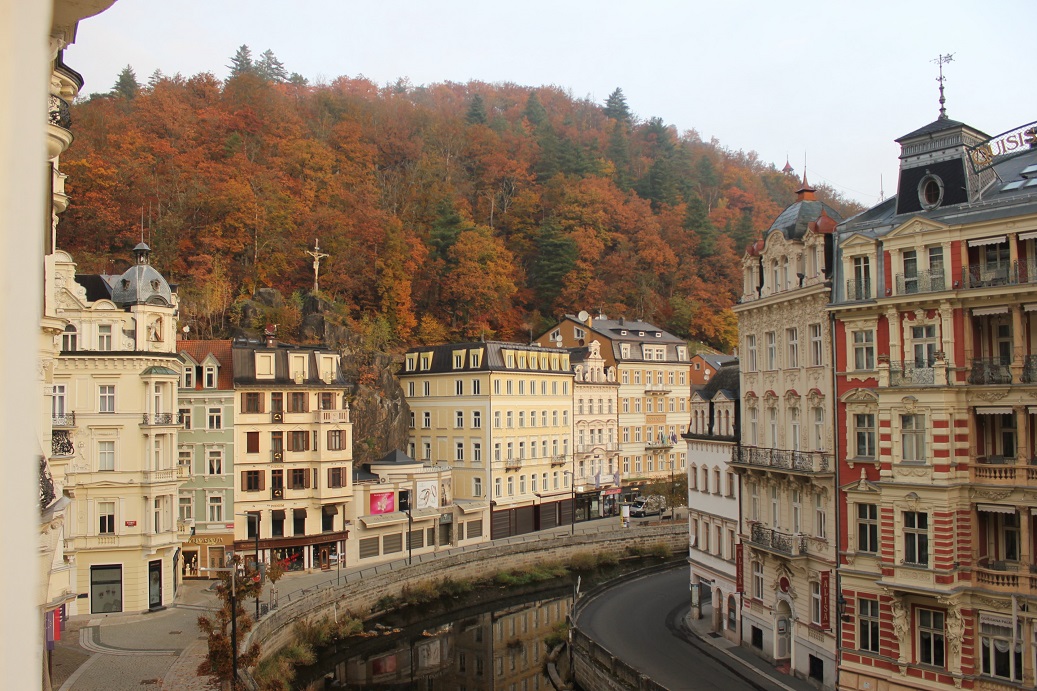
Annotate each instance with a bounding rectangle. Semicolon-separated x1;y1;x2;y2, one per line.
470;350;482;368
182;365;194;389
204;365;217;388
420;353;432;371
406;354;416;372
918;173;944;210
620;344;630;358
255;353;275;379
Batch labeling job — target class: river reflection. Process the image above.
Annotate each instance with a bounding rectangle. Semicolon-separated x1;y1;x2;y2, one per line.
303;590;571;690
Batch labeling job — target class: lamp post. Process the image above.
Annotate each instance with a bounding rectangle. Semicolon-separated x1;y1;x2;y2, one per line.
200;567;237;687
564;470;575;535
237;512;261;620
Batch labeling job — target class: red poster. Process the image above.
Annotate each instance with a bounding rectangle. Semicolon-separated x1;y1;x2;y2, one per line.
735;542;744;593
821;570;831;630
369;491;395;515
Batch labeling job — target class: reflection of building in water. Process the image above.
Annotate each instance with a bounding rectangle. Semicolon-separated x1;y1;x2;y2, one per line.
310;595;571;689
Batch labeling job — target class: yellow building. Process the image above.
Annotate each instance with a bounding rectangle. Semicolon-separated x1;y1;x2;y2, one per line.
536;313;690;489
231;333;353;572
53;245;183;614
401;342;574;539
571;339;622;520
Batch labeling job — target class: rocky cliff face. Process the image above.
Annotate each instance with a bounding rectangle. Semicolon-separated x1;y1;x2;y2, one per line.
233;289;410;465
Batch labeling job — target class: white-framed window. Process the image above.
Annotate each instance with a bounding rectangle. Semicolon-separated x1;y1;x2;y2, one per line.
902;414;926;462
98;500;115;533
789;408;800;451
810;581;822;625
771;486;779;527
859;598;880;653
455;379;463;395
207;449;223;475
809;323;823;366
208;407;222;429
752;561;764;599
750;482;759;521
98;384;115;413
61;325;77;352
904;511;929;566
409;411;415;428
423;381;430;396
857;503;878;552
97;324;113;351
207;494;224;522
749;407;758;446
423;411;431;428
472;411;481;428
474;476;483;497
765;331;777;370
792;489;802;533
98;440;115;471
980;618;1023;681
507;476;514;496
814;493;826;538
917;609;945;667
786;328;799;368
473;379;481;395
854;413;876;458
473;442;481;462
455;441;464;461
421;442;430;460
182;365;194;389
204;366;216;388
455;410;464;428
813;407;825;450
178;495;194;522
853;330;874;370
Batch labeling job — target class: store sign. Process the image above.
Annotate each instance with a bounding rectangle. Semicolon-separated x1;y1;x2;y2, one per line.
821;570;831;630
370;491;395;515
124;520;137;527
735;543;744;593
966;120;1037;173
187;536;227;545
416;480;438;510
603;487;621;496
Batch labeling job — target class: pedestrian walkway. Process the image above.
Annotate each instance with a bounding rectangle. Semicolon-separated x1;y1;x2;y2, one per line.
682;613;818;691
54;514;663;689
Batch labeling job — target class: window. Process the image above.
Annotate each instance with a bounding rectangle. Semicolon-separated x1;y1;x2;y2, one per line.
328;467;345;488
471;410;481;429
902;249;919;293
181;365;194;389
98;501;115;533
423;381;430;396
208;407;222;429
208;450;223;475
902;414;925;462
422;411;431;428
495;477;502;497
246;431;260;453
208;494;223;522
750;483;759;521
243;392;262;413
180;408;191;430
99;385;115;413
859;599;880;653
319;392;335;410
518;411;525;427
771;486;779;527
813;407;825;451
853;331;874;370
852;256;871;300
472;379;481;395
98;440;115;471
97;324;112;351
810;581;822;625
455;410;464;428
271;431;283;452
270;392;283;412
789;408;800;451
290;468;308;489
178;495;193;522
917;609;945;667
855;414;876;458
506;411;513;428
244;470;262;492
474;477;483;497
912;325;937;368
904;511;929;566
422;442;430;460
289;431;309;452
327;430;344;451
752;561;764;599
980;618;1023;681
809;324;823;366
792;489;802;533
473;442;481;462
814;493;826;538
507;476;514;495
61;325;77;352
854;500;879;547
749;408;758;446
765;332;777;369
204;365;216;388
786;328;799;368
455;441;464;461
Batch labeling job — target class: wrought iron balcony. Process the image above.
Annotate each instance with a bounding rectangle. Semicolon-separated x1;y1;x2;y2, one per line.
895;270;946;295
732;446;831;473
748;523;807;557
39;457;56;510
960;262;1037;290
968;358;1013;385
845;278;872;301
504;458;522;470
1023;355;1037;383
52;412;76;428
888;361;935;387
51;430;74;457
48;95;71;129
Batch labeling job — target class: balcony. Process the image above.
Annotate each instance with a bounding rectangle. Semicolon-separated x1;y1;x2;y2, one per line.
970;460;1037;488
645;438;675;451
896;270;946;295
961;262;1037;290
968;358;1013;385
271;450;285;462
1023;356;1037;383
48;95;71;129
52;412;76;428
550;455;568;466
141;412;182;426
270;487;286;500
974;560;1037;596
845;278;872;302
731;446;832;474
176;464;191;479
889;361;935;387
142;468;177;484
314;410;350;424
748;523;807;557
645;384;672;395
504;458;521;471
51;430;74;457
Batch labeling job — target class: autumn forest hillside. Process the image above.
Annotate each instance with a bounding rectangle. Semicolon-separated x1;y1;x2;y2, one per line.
60;50;862;352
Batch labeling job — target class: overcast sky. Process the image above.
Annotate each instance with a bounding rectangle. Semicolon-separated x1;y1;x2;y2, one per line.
67;0;1036;207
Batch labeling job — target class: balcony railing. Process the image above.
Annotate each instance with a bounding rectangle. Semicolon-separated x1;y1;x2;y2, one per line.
889;361;935;387
645;384;672;394
961;261;1037;290
48;95;71;129
142;468;177;484
845;278;872;301
51;430;74;457
1023;356;1037;383
732;446;832;473
141;412;181;425
645;437;675;451
576;443;619;453
52;412;76;428
314;410;350;424
504;458;521;470
968;358;1013;385
748;523;807;556
896;270;946;295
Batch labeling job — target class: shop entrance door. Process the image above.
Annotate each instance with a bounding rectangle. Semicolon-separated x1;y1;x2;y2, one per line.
319;546;331;570
148;560;162;609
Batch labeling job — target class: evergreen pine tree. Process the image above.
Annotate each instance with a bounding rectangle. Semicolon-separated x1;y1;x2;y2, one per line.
288;72;309;87
228;44;254;78
256;49;288;83
466;94;488;125
523;91;548;126
603;87;631;123
111;65;140;99
146;68;165;90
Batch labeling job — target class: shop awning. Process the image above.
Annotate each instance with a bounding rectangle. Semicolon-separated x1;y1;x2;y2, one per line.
359;512;409;527
454;499;489;514
322;505;338;515
271;510;286;520
1019;231;1037;242
975;407;1014;415
972;306;1010;316
968;236;1007;247
293;508;307;517
977;503;1015;514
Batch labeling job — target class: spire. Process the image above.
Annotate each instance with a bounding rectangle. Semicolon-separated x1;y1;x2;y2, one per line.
932;53;954;120
782;156;794;175
796;171;816;201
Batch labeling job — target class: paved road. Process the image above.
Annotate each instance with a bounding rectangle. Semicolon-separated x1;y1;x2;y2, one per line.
577;566;787;691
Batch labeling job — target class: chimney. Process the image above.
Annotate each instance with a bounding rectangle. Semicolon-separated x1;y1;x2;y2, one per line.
264;324;278;348
618;317;624;326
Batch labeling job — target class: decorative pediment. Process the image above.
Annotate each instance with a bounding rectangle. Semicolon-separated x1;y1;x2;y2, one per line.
843;477;880;494
839;232;878;252
806;388;825;406
89;299;119;311
885;216;949;240
784;389;801;406
691;391;709;403
201;353;222;367
840;387;878;404
179;350;200;367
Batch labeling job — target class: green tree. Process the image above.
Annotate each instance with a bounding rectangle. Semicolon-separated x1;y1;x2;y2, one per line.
111;65;140;99
466;94;488;125
256;49;288;83
603;87;631;123
523;91;548;126
228;44;255;78
530;220;577;312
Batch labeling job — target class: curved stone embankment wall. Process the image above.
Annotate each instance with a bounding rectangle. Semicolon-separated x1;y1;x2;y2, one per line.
242;524;686;681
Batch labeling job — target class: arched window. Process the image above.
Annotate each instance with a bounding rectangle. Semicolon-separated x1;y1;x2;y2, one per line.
727;595;738;630
61;324;77;352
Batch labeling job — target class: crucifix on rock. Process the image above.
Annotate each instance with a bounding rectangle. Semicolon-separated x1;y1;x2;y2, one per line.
306;239;329;293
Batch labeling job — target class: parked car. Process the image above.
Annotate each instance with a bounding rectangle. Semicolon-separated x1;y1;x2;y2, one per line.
629;495;666;517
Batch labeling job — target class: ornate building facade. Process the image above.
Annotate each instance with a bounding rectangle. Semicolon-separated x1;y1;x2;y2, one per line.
571;340;621;521
732;178;840;687
832;113;1037;691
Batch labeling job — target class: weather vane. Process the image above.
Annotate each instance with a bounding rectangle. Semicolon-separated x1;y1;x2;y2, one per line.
306;238;329;293
932;53;954;120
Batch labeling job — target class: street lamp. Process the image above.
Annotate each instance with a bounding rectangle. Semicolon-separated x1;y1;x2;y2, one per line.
200;566;238;687
237;512;261;620
563;470;575;535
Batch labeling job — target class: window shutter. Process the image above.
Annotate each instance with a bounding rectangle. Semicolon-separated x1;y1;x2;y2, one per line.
327;467;333;487
307;468;313;488
258;470;266;491
240;471;248;491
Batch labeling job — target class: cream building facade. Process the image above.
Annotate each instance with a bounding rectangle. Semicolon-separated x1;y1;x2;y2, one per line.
536;314;690;490
732;179;840;688
571;340;621;520
401;342;574;539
